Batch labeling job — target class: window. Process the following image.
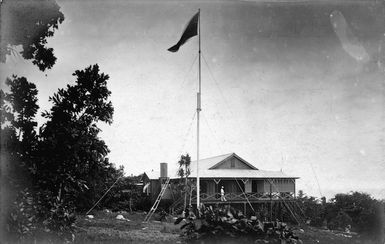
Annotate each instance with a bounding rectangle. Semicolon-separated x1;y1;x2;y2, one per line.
230;159;235;168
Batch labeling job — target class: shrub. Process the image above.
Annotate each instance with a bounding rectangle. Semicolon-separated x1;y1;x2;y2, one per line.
6;188;76;243
328;210;352;230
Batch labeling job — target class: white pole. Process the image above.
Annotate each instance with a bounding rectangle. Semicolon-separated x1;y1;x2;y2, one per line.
196;8;201;209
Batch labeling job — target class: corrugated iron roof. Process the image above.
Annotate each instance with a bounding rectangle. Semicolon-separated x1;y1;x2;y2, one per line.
187;168;297;179
190;153;234;170
185;152;298;179
146;153;299;180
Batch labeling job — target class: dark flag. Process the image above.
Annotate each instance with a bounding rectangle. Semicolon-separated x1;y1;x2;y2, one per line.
168;12;199;52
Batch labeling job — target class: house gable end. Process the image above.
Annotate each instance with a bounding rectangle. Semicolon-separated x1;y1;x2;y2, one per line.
209;153;258;170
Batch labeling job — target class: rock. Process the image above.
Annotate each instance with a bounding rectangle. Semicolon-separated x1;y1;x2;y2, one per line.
104;209;111;213
86;215;94;219
116;214;125;220
251;216;257;221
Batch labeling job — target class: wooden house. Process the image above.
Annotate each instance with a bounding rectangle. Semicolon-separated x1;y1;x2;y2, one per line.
145;153;298;207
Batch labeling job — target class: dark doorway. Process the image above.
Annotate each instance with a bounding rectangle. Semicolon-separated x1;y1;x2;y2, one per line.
252;180;261;192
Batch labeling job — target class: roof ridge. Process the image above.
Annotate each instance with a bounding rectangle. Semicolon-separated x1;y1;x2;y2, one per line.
191;152;234;162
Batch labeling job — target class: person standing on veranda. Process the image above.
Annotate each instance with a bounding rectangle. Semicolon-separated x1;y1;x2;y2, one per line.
220;186;227;202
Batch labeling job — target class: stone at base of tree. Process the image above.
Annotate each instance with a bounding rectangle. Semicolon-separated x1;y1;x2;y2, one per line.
86;215;94;219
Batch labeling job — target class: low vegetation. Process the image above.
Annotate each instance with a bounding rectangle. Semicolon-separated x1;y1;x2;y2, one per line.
176;205;301;243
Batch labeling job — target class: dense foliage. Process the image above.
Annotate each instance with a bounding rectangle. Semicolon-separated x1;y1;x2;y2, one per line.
0;65;123;243
175;193;384;243
296;191;384;241
39;64;114;211
176;205;300;243
0;0;64;71
1;76;44;242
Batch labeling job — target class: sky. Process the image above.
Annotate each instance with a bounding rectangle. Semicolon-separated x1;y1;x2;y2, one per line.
1;0;385;200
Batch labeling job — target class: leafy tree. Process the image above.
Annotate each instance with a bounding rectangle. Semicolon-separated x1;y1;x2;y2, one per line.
296;190;384;241
295;191;325;226
1;76;39;188
0;89;14;124
1;65;120;242
329;192;384;237
328;210;352;230
177;154;191;210
39;64;114;209
77;161;125;211
0;0;64;71
1;76;75;243
5;76;39;167
0;76;43;242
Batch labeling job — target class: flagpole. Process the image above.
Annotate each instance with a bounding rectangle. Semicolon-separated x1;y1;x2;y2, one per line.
196;8;201;209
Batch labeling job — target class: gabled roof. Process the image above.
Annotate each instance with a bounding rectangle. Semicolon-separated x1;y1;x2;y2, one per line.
184;153;298;179
190;153;233;170
208;153;258;170
188;153;257;171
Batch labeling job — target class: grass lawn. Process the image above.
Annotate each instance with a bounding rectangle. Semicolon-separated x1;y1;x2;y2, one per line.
74;210;181;243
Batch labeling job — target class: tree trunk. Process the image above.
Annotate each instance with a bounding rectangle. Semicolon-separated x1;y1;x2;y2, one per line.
183;164;187;210
129;196;132;213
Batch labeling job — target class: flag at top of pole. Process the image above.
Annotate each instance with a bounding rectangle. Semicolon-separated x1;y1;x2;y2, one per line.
168;11;199;52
